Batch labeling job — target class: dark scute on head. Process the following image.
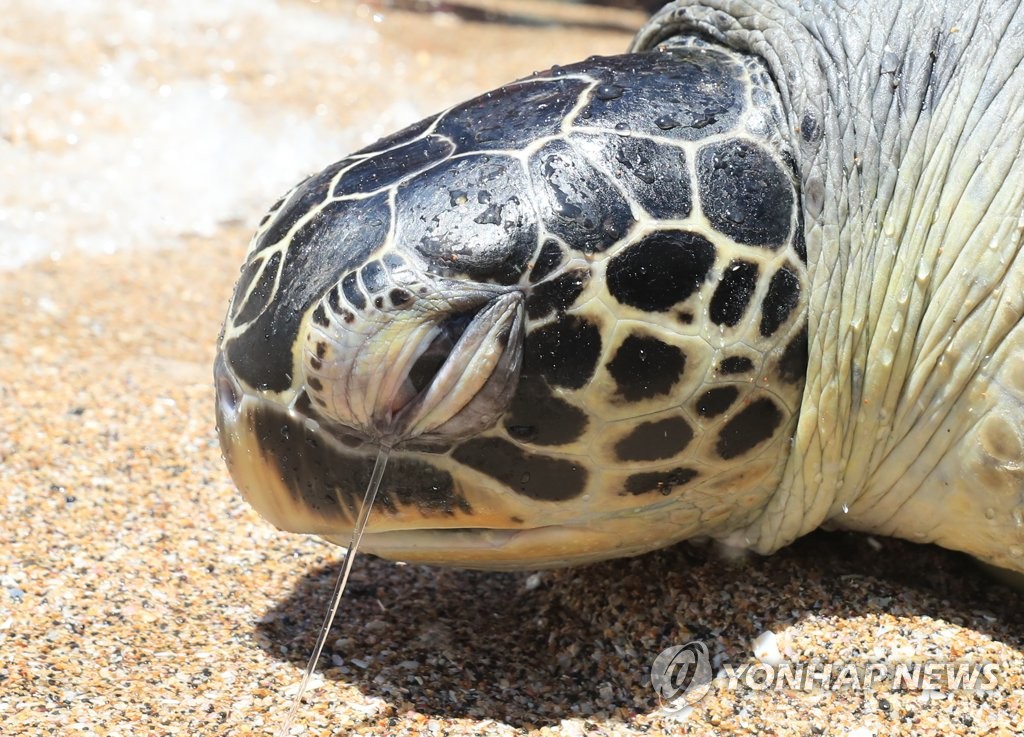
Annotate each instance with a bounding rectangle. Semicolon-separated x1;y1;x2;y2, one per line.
381;461;467;515
225;194;391;391
258;195;285;227
436;77;589;152
360;260;388;294
341;271;366;310
614;415;694;462
251;159;349;259
327;285;343;313
231;259;262;319
452;437;587;501
716;397;783;460
606;333;686;402
719;355;754;375
529;239;565;283
696;386;739;418
333;136;454;197
800;112;821;144
759;265;801;337
524;313;602;390
709;259;758;327
352;113;437;156
396;154;536;285
580;133;691;219
526;267;590;319
794;200;807;263
606;230;715;312
574;48;743;140
780;148;807;263
312;304;329;328
389;288;412;308
249;401;467;521
232;250;282;326
697;139;793;248
778;325;808;384
624;467;698;496
528;139;634;253
503;373;588;446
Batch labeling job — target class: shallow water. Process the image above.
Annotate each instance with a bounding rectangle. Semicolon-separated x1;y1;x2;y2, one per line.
0;0;641;270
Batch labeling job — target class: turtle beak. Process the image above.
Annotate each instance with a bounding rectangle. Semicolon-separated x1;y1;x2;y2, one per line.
302;281;525;447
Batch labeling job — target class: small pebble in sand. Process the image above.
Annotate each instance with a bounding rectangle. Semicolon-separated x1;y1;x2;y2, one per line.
752;630;783;665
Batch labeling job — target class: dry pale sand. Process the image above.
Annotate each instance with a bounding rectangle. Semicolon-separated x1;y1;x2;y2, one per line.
1;2;1022;737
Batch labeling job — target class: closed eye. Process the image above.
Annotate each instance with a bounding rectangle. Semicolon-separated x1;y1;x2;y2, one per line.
405;310;479;395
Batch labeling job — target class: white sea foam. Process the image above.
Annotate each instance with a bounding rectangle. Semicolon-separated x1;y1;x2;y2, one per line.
0;0;422;269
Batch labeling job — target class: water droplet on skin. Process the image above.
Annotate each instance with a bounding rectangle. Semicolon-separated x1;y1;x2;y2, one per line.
1011;545;1023;558
842;503;849;514
725;207;745;224
1013;507;1024;527
520;472;531;484
655;115;679;130
595;83;624;101
985;507;996;520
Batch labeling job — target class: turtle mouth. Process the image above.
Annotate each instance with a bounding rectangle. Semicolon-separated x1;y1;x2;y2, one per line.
345;523;669;570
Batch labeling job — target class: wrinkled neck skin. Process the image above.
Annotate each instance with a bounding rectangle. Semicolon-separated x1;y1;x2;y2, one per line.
636;0;1024;571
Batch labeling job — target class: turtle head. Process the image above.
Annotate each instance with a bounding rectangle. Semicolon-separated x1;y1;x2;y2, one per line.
216;43;810;569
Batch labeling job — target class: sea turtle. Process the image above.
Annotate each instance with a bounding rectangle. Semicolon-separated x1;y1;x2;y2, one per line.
215;0;1024;576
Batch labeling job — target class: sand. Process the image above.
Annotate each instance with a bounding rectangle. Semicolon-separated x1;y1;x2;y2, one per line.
1;2;1021;736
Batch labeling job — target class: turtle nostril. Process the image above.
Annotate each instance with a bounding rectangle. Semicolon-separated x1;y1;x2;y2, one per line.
406;309;479;395
214;354;243;420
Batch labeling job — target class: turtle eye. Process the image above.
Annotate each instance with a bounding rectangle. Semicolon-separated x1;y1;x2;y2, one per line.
406;310;478;396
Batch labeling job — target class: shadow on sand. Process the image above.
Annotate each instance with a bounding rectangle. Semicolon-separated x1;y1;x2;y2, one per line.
256;530;1022;729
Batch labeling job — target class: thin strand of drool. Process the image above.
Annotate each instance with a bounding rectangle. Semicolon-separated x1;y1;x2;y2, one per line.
274;444;391;737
